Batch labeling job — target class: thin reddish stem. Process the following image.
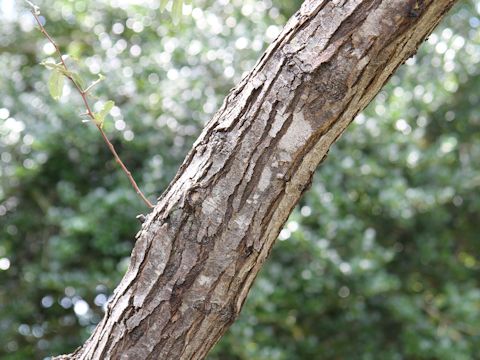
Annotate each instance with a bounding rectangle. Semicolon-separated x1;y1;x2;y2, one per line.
32;11;154;209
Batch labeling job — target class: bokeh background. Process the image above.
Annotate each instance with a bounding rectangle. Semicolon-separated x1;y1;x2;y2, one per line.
1;0;479;359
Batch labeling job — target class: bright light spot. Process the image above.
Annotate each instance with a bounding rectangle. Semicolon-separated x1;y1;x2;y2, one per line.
115;119;126;131
395;119;412;135
252;39;263;52
440;137;457;153
444;49;456;61
65;286;75;296
1;0;17;20
167;68;179;81
423;92;433;104
453;196;463;207
441;28;453;40
452;36;465;50
393;87;404;97
414;85;425;97
354;113;365;124
435;42;448;54
4;118;25;133
241;3;254;16
224;66;235;78
443;61;456;74
444;77;458;91
405;57;416;66
115;39;128;52
301;269;312;280
266;25;280;41
0;108;10;119
32;325;44;338
122;66;133;78
287;221;299;232
124;130;134;141
375;104;386;116
41;296;54;308
445;111;455;122
207;14;223;34
279;228;291;241
338;286;350;298
226;17;236;28
407;150;420;167
60;296;72;309
342;156;354;168
23;159;35;169
94;294;108;307
18;324;30;336
73;299;89;316
0;257;11;270
339;262;352;274
203;100;216;114
188;40;202;56
235;37;249;50
43;43;56;55
112;22;124;34
359;259;372;270
132;21;144;33
149;93;160;105
321;192;333;202
427;33;438;45
360;164;371;175
148;73;160;84
164;38;178;53
130;44;142;57
300;206;311;217
23;134;34;145
191;7;203;20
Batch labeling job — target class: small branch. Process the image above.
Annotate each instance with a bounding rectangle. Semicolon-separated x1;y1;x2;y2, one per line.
31;10;154;209
83;75;104;94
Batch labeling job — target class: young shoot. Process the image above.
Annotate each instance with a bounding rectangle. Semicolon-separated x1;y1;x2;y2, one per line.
28;2;154;209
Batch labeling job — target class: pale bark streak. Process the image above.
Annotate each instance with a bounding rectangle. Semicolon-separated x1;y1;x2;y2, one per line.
56;0;459;359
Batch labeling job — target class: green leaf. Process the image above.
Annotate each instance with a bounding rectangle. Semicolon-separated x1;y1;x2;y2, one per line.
159;0;169;12
71;72;85;89
41;61;74;80
94;100;115;128
41;61;64;71
99;100;115;119
48;70;64;100
172;0;183;24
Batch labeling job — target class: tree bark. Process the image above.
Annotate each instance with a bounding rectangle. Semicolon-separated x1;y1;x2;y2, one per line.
57;0;459;358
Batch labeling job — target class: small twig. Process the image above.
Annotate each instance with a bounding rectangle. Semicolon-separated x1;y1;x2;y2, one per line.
83;75;104;93
31;10;154;209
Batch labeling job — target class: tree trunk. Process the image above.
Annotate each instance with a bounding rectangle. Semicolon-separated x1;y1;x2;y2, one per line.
57;0;458;358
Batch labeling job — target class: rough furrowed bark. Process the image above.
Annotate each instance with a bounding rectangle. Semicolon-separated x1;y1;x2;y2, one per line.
56;0;459;359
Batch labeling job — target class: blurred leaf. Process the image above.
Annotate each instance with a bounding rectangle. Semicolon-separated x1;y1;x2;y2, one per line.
94;100;115;128
172;0;183;24
71;72;85;89
159;0;169;13
41;61;64;72
48;70;64;100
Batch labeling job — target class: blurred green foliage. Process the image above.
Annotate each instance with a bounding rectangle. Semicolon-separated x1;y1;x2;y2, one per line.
0;0;479;359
